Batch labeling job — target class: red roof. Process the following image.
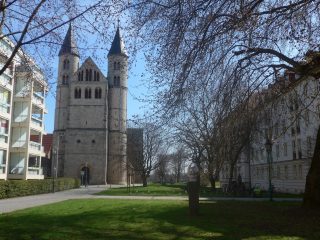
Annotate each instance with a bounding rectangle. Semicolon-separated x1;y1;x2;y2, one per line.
42;134;53;157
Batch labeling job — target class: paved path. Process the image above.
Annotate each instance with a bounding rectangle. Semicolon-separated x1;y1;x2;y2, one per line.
0;186;303;214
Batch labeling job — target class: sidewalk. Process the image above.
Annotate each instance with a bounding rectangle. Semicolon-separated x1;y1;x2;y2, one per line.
0;186;303;214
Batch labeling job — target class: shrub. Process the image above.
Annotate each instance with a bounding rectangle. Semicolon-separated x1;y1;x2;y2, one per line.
0;178;80;199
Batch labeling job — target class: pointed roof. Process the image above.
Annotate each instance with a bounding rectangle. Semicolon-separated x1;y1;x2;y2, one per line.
108;27;128;57
59;24;79;57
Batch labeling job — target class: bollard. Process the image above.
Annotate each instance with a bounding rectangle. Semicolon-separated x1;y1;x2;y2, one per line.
187;163;199;216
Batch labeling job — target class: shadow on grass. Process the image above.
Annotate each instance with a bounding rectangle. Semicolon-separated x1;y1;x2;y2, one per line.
0;200;319;239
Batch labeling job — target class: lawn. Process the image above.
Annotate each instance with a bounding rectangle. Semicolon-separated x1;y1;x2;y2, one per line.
97;184;303;199
97;183;188;196
0;199;319;239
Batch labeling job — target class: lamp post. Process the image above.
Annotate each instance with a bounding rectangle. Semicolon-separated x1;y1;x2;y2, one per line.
265;138;273;201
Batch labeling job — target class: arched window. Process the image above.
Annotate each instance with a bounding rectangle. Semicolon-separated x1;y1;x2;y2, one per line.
114;76;120;87
95;87;102;99
117;62;120;70
85;69;89;81
85;88;91;99
89;69;92;81
74;87;81;98
97;72;100;81
63;59;69;70
78;72;80;81
81;71;83;81
94;71;96;81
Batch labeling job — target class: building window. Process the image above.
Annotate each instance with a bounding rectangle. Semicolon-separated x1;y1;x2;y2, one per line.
85;69;89;81
276;145;280;159
77;139;81;143
74;88;81;99
292;140;296;160
85;88;91;99
63;59;69;69
95;88;102;99
283;143;288;157
78;72;81;81
114;76;120;87
97;72;100;81
81;71;84;81
114;62;117;70
89;69;92;81
297;139;302;159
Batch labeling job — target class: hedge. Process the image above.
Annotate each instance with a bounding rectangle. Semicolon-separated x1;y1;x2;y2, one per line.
0;178;80;199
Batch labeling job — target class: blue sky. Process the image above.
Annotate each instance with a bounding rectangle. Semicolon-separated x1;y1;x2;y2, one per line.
44;27;149;133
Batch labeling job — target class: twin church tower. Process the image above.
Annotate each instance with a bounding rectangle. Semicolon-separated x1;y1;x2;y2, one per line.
53;24;128;184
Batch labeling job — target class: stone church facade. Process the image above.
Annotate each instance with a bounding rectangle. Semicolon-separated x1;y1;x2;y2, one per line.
53;25;128;185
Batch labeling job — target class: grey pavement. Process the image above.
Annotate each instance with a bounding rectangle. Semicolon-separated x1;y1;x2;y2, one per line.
0;185;303;214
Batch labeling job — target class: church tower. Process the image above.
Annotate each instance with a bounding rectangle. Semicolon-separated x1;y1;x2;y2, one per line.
107;27;128;184
53;24;79;176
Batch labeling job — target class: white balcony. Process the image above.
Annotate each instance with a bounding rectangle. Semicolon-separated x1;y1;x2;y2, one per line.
32;93;44;108
29;141;45;156
31;117;43;132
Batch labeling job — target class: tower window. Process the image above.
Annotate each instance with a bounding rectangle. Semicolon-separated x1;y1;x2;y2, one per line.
114;76;120;87
89;69;92;81
81;71;83;81
74;87;81;99
97;72;100;81
94;71;96;81
95;87;102;99
117;62;120;70
85;88;91;99
63;59;69;70
62;75;69;85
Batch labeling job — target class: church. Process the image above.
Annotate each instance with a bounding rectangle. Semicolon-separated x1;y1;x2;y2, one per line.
53;25;129;185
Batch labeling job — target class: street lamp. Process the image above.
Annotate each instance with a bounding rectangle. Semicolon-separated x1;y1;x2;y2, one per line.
265;138;273;201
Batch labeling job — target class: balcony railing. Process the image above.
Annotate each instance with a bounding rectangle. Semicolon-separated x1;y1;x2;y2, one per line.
9;166;24;175
28;167;43;175
0;102;10;114
0;132;8;144
0;163;6;174
32;93;44;106
29;141;43;152
13;114;28;123
31;117;42;128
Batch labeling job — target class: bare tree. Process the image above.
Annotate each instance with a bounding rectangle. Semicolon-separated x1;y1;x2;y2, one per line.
128;116;165;187
130;0;320;207
155;153;169;184
169;146;187;183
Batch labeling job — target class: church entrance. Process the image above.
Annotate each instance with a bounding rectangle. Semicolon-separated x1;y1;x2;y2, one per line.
81;166;90;186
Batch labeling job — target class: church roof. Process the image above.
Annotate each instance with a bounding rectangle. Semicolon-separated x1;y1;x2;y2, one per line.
59;24;79;57
108;27;128;57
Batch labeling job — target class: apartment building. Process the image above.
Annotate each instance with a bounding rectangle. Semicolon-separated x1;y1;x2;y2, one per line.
0;36;48;180
220;73;319;193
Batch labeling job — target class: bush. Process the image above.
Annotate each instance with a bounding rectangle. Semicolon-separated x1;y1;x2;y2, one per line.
0;178;80;199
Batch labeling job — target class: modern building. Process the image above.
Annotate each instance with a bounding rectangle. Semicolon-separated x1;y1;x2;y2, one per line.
0;36;48;180
53;25;129;185
220;72;320;193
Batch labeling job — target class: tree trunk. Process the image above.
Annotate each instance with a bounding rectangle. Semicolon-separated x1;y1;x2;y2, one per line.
142;176;148;187
303;126;320;208
208;171;216;191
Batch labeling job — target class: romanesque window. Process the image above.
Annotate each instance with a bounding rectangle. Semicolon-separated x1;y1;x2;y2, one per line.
85;88;91;99
78;72;80;81
97;72;100;81
74;87;81;99
89;69;92;81
94;71;96;81
114;76;120;87
85;69;89;81
95;87;102;99
117;62;120;70
63;59;69;69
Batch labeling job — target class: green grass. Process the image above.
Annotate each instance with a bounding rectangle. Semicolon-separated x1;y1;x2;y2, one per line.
97;183;187;196
0;199;319;239
97;184;303;199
